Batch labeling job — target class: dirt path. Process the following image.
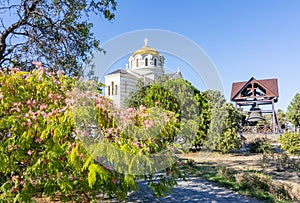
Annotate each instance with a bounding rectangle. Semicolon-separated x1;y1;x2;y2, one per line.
125;178;263;203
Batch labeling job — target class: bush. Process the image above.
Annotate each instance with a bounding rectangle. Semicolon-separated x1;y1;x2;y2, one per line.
248;138;272;153
237;173;271;192
278;132;300;155
217;166;236;182
0;68;182;202
236;173;295;201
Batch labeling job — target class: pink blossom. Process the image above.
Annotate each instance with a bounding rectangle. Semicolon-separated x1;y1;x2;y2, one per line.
177;161;184;166
57;70;63;76
27;150;33;156
41;112;47;118
40;104;48;110
107;128;114;134
10;187;16;193
12;175;19;182
38;74;42;81
55;80;61;85
26;119;32;126
32;61;42;68
55;94;62;99
139;105;147;112
140;113;148;118
34;137;41;143
142;119;154;129
127;108;134;113
8;144;13;150
82;131;89;137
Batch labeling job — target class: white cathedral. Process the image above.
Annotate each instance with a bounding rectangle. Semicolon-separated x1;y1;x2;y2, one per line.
104;39;183;108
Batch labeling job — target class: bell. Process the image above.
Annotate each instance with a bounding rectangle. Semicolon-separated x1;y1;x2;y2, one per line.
247;103;264;122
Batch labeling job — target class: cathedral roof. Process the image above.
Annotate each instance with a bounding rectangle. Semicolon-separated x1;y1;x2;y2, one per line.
166;67;183;79
132;38;161;57
106;69;127;75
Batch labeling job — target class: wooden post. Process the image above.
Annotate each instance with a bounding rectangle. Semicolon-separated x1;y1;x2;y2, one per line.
272;99;276;135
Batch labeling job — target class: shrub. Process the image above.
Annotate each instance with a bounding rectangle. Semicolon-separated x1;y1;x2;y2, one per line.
235;173;296;201
248;137;272;153
238;173;271;192
217;166;236;182
278;132;300;155
0;68;182;202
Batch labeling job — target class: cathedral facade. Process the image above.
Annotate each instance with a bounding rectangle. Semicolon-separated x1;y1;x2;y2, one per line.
104;39;182;108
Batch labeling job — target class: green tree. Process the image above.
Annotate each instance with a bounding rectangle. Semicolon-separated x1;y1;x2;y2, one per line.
287;93;300;127
278;132;300;155
0;68;182;202
128;79;241;153
128;83;180;116
0;0;116;75
194;90;241;153
276;109;286;129
128;78;200;147
193;90;210;148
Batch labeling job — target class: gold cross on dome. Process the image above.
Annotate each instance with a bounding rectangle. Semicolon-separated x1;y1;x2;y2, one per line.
144;38;148;46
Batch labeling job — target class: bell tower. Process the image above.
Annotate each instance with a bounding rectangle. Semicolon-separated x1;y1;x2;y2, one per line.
231;77;281;134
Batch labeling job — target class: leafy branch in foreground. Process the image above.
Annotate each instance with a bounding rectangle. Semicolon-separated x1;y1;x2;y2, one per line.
0;67;183;202
0;0;116;75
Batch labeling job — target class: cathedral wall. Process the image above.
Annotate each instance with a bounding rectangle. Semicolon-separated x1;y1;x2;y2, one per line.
120;74;138;108
104;74;121;108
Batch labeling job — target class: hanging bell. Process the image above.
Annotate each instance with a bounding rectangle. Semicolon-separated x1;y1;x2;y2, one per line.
247;103;264;122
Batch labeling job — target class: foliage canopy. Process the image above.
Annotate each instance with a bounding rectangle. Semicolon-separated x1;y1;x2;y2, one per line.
0;0;117;75
128;78;241;154
287;93;300;126
0;68;182;202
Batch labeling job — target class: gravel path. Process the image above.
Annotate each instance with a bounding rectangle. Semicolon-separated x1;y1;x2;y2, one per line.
123;177;263;203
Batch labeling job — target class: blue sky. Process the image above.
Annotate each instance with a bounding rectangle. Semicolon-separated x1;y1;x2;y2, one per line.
90;0;300;111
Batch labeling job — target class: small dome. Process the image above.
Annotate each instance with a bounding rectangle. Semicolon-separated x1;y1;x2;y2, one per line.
132;38;161;57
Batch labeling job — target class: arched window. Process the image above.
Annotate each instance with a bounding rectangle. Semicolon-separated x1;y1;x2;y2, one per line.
130;60;133;68
111;82;114;95
154;58;157;66
136;59;139;67
145;58;148;66
108;86;110;96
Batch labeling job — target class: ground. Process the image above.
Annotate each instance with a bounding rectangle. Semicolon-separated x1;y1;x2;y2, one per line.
179;151;300;185
33;151;300;202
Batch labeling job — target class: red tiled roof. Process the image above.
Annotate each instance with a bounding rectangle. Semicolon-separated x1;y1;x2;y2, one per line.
259;78;279;97
231;77;279;101
231;81;247;100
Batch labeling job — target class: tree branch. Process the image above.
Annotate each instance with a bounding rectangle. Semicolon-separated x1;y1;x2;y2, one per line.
0;0;40;63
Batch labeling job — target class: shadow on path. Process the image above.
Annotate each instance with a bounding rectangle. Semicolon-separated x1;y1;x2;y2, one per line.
125;177;263;203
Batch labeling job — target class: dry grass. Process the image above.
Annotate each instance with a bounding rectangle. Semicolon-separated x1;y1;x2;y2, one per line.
179;151;300;185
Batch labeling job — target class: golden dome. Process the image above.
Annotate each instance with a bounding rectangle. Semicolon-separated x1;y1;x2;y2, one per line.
132;38;161;57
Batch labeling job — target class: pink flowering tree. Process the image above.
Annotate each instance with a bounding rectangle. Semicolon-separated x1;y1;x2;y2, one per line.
0;67;183;202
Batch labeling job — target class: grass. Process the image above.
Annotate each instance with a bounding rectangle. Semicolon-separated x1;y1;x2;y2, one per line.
180;160;294;203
